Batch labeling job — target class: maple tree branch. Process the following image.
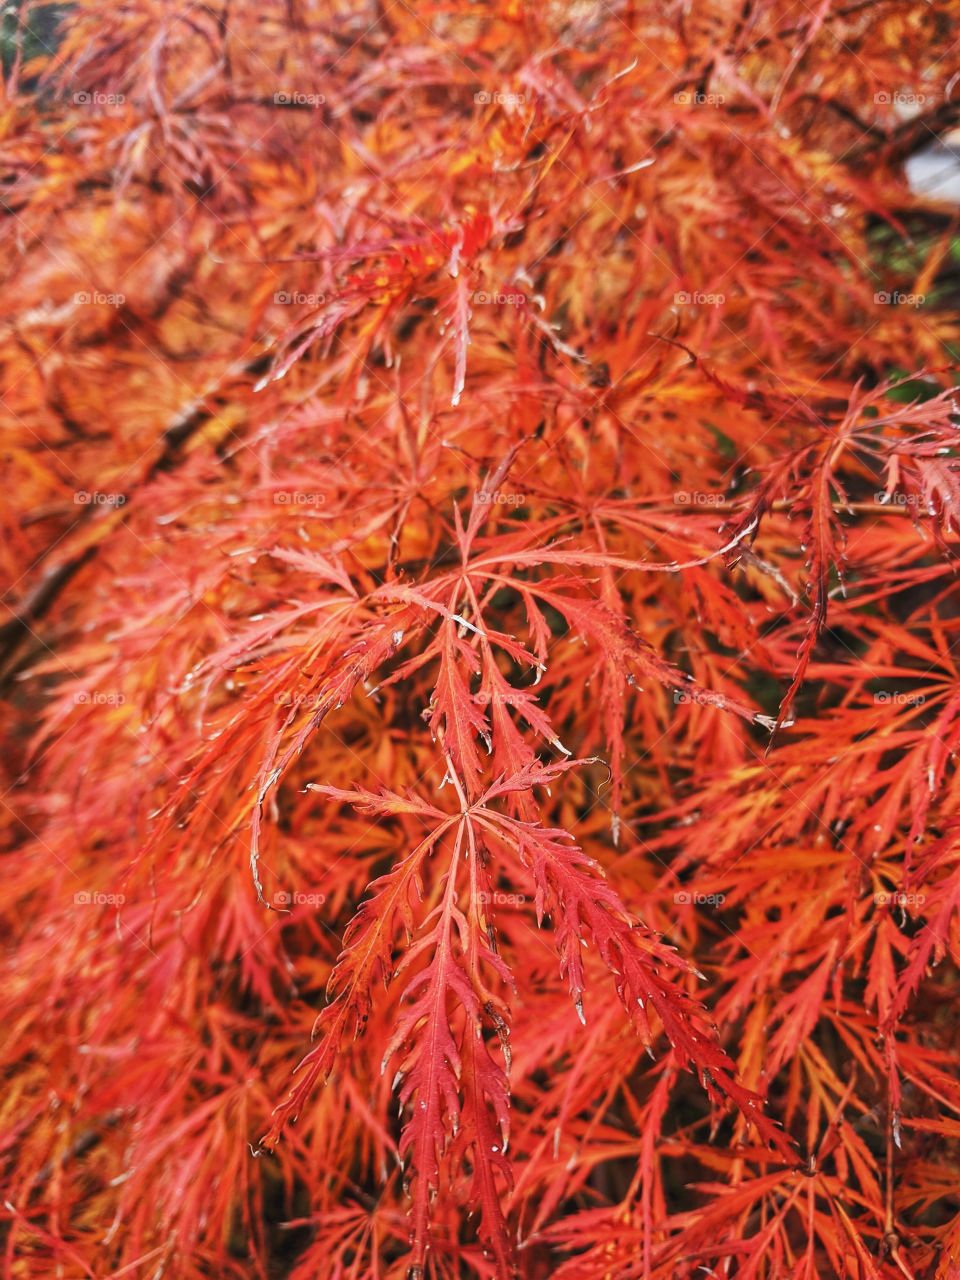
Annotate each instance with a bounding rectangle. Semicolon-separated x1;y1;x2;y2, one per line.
0;353;271;682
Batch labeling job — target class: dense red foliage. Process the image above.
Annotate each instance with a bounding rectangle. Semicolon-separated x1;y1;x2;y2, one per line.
2;1;960;1276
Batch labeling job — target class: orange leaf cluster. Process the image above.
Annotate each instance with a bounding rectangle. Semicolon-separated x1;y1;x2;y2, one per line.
1;1;959;1277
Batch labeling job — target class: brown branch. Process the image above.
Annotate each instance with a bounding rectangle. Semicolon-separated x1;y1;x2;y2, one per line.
0;352;271;684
